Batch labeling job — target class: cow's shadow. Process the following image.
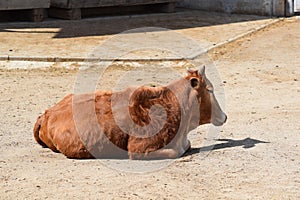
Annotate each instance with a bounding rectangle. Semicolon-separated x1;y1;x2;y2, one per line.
185;137;269;156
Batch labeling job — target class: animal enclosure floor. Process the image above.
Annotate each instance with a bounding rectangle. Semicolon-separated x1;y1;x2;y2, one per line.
0;9;277;63
0;17;300;199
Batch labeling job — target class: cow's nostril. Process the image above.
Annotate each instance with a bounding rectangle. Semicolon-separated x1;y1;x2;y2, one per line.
224;114;227;123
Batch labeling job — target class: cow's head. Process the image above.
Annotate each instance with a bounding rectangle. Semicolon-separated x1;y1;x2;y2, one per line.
186;66;227;126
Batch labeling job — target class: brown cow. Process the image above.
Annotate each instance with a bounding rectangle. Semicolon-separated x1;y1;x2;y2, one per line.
33;66;227;159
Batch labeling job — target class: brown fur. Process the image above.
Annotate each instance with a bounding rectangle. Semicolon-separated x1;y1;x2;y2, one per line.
33;69;218;159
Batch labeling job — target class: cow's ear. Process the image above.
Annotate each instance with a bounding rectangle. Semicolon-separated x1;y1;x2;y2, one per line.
198;65;206;76
190;78;200;89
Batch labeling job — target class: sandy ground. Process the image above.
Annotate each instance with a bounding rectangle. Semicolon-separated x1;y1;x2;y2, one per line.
0;16;300;199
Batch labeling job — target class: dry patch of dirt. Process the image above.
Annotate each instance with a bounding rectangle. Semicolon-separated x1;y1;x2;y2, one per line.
0;18;299;199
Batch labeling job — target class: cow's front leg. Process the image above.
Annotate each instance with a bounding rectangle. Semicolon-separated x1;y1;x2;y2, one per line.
129;140;191;160
129;148;179;160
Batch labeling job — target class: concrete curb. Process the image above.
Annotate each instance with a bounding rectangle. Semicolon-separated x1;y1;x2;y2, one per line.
206;18;283;53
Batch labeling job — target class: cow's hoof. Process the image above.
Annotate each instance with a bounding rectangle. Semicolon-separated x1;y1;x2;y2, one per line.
184;140;191;152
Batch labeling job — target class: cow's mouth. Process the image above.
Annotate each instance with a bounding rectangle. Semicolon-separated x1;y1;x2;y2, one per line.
212;112;227;126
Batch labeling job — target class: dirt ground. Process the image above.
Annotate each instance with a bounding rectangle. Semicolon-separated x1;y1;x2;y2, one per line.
0;17;300;199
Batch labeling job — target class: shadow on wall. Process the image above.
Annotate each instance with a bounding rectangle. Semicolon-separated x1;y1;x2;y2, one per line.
0;9;270;38
186;137;270;156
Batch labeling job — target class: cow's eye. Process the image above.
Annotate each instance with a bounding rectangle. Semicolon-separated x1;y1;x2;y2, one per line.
206;85;213;93
207;89;213;93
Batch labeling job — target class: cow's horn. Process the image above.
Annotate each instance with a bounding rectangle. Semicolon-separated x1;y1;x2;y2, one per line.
186;66;192;72
198;65;206;76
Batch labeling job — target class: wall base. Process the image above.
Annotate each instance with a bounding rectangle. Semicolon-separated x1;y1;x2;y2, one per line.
178;0;295;17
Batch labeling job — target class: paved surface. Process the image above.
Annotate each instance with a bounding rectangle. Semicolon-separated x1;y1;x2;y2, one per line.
0;9;300;200
0;11;299;199
0;10;280;68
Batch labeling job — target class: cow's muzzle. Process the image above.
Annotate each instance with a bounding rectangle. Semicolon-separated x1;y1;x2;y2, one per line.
210;92;227;126
212;112;227;126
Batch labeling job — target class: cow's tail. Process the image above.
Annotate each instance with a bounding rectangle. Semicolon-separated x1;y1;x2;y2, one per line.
33;114;47;147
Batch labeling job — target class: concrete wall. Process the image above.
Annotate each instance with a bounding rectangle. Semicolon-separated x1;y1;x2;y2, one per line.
0;0;50;10
295;0;300;12
178;0;294;16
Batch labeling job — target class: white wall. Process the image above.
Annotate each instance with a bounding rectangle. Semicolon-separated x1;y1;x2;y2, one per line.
295;0;300;12
178;0;293;16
